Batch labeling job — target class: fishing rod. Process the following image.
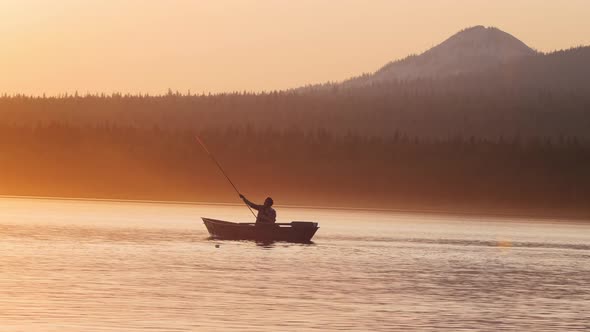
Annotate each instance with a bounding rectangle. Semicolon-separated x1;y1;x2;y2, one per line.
195;135;257;220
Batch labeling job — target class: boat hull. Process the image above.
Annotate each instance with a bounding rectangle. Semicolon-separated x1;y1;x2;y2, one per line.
202;218;319;243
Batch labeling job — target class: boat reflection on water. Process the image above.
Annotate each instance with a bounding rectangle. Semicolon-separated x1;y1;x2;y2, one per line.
258;239;316;249
214;240;317;249
207;237;316;249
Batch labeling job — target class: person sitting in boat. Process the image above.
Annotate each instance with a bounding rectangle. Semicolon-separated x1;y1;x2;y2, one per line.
239;194;276;224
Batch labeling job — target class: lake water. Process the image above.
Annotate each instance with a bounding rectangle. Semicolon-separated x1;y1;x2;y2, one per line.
0;197;589;331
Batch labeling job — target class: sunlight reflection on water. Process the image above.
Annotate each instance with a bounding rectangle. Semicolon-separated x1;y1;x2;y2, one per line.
0;198;589;331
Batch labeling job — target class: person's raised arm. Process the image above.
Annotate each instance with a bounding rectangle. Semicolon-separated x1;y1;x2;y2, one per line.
239;194;261;210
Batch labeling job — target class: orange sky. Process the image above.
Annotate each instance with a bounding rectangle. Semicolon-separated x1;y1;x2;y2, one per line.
1;0;589;95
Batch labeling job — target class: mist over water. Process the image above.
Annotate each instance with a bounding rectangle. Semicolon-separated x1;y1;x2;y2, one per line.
0;198;588;331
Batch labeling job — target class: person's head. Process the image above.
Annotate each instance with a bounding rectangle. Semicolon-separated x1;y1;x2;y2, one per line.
264;197;274;207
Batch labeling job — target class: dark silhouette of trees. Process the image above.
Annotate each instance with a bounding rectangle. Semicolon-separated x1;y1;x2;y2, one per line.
0;46;589;216
0;123;588;217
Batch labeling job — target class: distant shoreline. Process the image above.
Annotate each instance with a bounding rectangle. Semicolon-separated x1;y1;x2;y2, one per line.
2;194;588;223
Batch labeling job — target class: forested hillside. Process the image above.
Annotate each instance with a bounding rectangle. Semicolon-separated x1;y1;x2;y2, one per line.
1;46;589;216
2;47;589;140
1;124;589;217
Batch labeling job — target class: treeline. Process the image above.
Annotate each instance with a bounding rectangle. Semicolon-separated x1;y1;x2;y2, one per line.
1;47;589;141
1;124;589;217
1;46;589;216
1;87;589;142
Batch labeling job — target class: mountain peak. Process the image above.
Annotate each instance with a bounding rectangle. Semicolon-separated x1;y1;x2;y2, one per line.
344;26;536;86
433;25;535;58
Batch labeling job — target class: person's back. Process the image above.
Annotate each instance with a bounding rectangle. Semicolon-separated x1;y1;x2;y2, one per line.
240;195;276;223
256;204;276;224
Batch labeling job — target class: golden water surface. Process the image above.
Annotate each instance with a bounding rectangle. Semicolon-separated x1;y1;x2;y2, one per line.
0;198;589;331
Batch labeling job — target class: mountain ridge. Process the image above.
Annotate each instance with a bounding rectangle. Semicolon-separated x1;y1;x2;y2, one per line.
371;26;536;80
301;26;539;90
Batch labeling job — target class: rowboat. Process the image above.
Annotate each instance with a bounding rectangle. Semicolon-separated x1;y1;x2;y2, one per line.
202;218;319;243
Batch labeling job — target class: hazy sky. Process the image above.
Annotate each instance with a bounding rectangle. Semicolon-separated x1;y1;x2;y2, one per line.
1;0;589;95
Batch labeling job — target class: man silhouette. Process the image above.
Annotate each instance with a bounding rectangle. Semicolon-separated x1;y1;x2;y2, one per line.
239;194;277;224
